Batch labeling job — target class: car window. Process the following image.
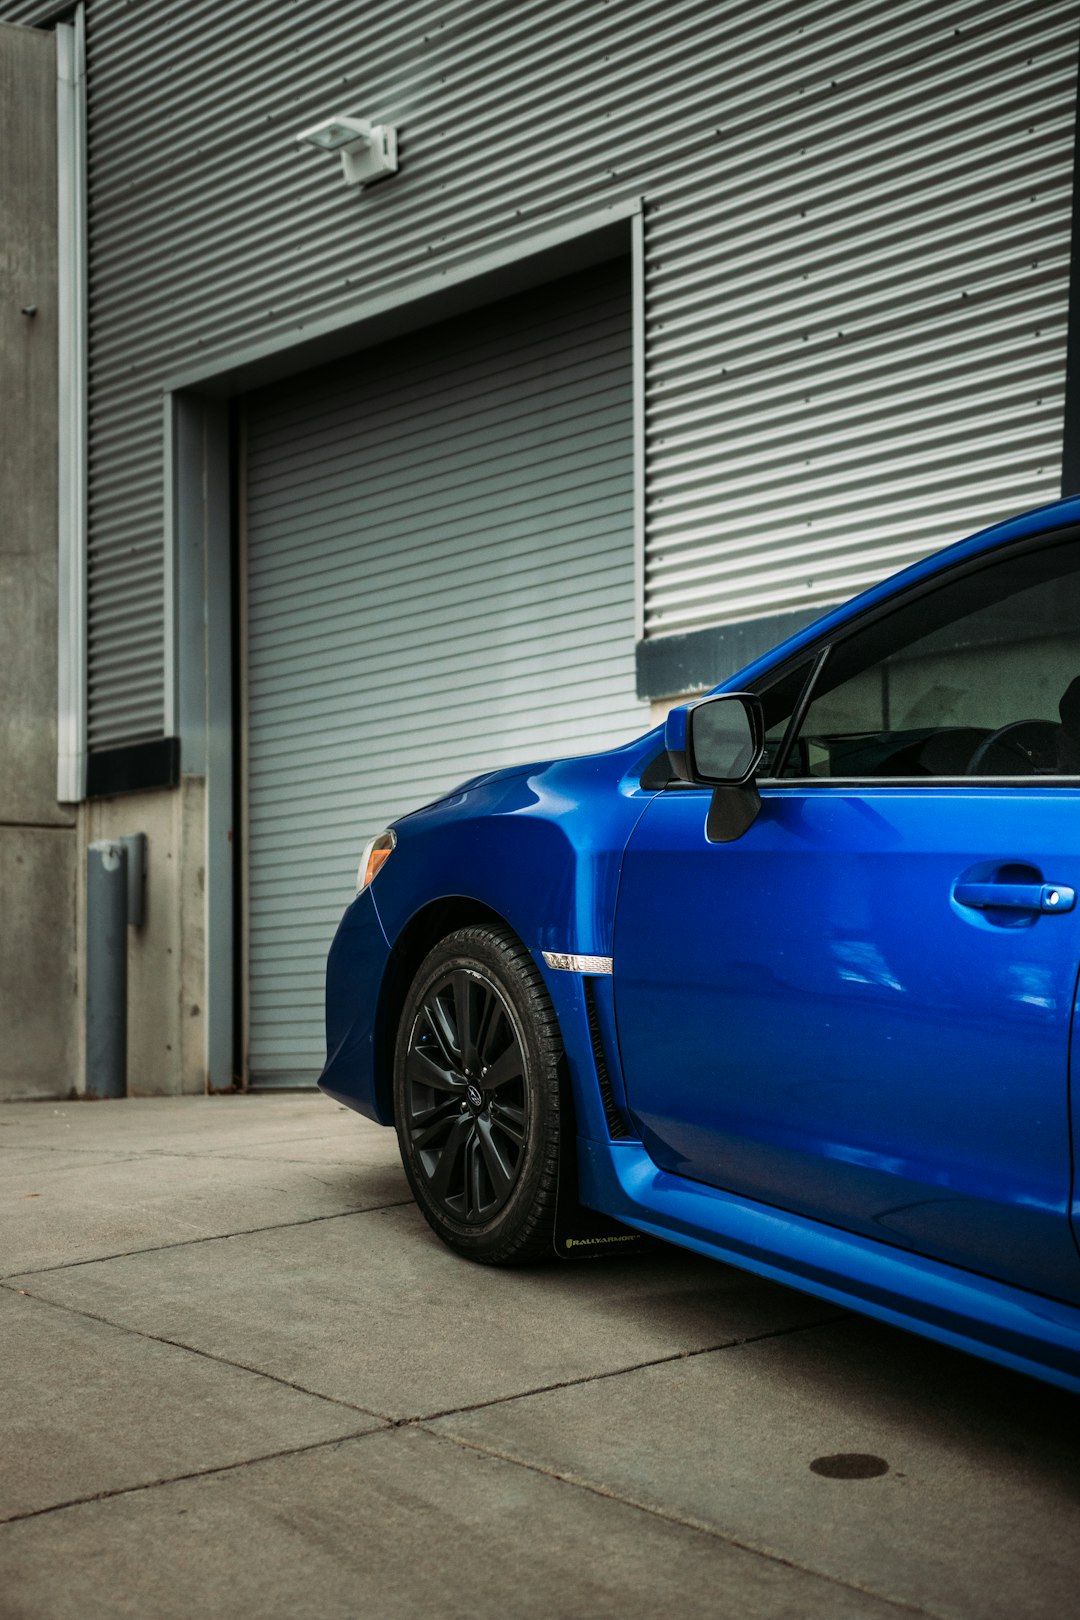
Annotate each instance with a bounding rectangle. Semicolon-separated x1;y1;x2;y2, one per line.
758;658;816;774
773;535;1080;780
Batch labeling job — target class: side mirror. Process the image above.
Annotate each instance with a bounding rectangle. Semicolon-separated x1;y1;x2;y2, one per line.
665;693;765;786
664;694;766;844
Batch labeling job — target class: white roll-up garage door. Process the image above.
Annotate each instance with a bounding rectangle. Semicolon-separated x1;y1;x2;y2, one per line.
244;260;647;1086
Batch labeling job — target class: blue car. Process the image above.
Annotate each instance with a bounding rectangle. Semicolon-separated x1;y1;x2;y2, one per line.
321;497;1080;1395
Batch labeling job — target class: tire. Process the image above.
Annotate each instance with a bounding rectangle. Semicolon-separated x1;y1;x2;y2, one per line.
393;924;563;1264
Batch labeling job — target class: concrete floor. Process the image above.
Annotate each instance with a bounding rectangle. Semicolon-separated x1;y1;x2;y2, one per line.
1;1095;1077;1620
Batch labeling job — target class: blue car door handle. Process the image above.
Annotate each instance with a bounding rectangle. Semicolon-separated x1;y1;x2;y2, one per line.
953;882;1076;914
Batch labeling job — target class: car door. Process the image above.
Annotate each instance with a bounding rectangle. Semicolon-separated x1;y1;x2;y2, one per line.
614;532;1080;1303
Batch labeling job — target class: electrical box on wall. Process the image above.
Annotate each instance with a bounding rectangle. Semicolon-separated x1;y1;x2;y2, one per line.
341;123;397;186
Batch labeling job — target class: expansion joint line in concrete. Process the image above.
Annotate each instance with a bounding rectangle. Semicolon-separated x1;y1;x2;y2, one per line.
5;1267;846;1441
1;1263;895;1614
0;1282;388;1423
0;1429;388;1528
0;1307;933;1619
1;1272;843;1439
0;1196;415;1281
417;1428;938;1620
2;1385;930;1620
397;1311;848;1426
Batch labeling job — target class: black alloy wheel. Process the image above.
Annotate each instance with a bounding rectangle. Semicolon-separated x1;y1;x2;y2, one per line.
405;968;524;1222
393;925;563;1263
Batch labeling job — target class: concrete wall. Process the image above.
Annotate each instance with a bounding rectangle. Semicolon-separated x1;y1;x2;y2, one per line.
0;23;79;1100
80;778;209;1097
0;22;213;1100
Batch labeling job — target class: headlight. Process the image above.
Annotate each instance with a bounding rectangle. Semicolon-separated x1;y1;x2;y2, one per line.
356;829;396;893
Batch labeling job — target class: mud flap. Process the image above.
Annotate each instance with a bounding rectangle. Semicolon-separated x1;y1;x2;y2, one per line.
552;1120;657;1260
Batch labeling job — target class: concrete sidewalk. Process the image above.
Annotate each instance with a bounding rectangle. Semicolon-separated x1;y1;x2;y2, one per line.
1;1095;1077;1619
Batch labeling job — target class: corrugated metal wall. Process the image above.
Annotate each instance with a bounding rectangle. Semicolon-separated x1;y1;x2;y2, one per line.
245;264;644;1084
642;1;1080;635
2;0;1076;744
0;2;50;22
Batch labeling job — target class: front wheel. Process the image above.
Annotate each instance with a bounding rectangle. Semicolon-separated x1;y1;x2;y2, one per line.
393;924;563;1263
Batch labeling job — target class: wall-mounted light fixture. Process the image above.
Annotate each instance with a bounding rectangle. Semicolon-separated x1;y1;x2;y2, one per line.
295;115;398;187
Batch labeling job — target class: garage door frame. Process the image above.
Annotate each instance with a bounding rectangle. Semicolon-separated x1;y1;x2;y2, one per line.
160;197;645;1091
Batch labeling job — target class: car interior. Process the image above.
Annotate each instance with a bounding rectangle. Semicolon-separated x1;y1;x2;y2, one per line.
760;535;1080;781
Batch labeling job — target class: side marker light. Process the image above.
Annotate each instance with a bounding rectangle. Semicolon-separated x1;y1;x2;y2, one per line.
357;830;396;893
542;952;614;975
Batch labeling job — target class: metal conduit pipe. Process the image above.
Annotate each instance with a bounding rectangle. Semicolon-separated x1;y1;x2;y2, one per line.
85;833;145;1099
86;840;127;1098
